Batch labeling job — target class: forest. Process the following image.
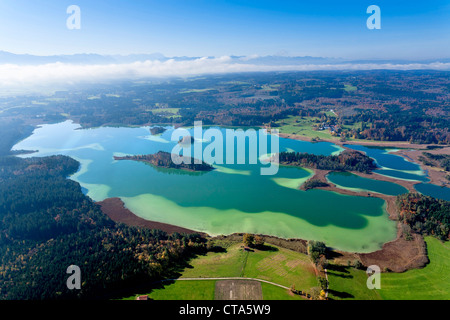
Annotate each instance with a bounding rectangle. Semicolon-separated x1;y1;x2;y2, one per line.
278;150;377;173
1;71;448;144
302;179;330;191
0;154;207;300
397;193;450;241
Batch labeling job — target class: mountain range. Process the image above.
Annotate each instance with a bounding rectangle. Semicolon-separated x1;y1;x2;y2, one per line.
1;51;448;66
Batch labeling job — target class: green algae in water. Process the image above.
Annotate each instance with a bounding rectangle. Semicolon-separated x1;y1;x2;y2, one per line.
13;121;397;253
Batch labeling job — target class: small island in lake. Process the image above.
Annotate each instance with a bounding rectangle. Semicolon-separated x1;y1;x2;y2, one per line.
149;126;167;135
114;151;214;172
302;179;330;191
278;150;377;174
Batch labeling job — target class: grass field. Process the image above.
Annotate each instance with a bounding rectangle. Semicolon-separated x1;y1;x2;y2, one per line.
181;243;247;278
123;279;305;300
275;115;370;142
379;237;450;300
121;242;317;300
150;107;181;118
328;237;450;300
344;84;357;92
275;115;335;140
260;282;304;300
121;237;450;300
327;264;382;300
122;280;216;300
242;246;318;290
181;243;318;291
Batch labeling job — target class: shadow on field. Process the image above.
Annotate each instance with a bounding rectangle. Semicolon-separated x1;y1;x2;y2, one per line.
327;289;354;299
327;264;350;273
208;245;227;253
108;257;198;300
327;271;353;279
326;250;343;259
327;265;354;279
256;244;279;252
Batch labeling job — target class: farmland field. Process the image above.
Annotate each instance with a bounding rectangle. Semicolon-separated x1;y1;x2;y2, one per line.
121;241;318;300
181;243;318;291
215;280;263;300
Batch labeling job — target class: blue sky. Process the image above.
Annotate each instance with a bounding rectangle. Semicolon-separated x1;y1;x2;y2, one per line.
0;0;449;59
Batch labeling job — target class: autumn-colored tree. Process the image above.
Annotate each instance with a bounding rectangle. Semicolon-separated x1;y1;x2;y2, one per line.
254;235;264;248
316;254;328;271
243;233;254;247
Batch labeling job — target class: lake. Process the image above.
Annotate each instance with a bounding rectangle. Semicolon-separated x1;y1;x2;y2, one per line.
327;171;408;196
13;121;401;253
414;183;450;201
345;145;428;182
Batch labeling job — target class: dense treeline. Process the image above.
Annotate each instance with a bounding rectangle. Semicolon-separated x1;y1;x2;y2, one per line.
397;193;450;240
279;150;377;173
1;71;448;145
341;108;450;144
302;179;329;190
0;155;207;300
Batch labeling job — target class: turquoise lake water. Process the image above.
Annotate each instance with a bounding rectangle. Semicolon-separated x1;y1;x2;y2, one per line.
12;120;431;253
327;171;409;196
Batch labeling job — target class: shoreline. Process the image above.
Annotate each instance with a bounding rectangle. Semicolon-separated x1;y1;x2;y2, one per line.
302;169;399;218
278;130;449;188
277;132;444;150
97;192;428;273
97;197;205;235
96;124;438;272
392;147;450;187
297;168;429;272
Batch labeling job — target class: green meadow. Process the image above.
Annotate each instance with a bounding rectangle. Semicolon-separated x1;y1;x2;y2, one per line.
121;242;316;300
150;108;181;118
275;115;335;140
379;237;450;300
328;237;450;300
327;264;382;300
344;84;357;92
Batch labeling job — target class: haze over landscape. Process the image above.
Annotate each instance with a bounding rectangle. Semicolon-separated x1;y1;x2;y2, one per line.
0;1;449;93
